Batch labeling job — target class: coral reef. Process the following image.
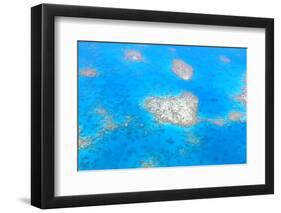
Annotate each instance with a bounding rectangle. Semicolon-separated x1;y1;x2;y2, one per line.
78;41;247;171
209;118;226;126
234;90;247;105
140;157;159;168
78;136;92;149
124;50;143;62
219;55;231;63
228;111;244;122
80;68;99;77
234;76;247;105
144;92;198;126
171;59;193;80
234;85;247;105
178;147;188;156
186;132;201;145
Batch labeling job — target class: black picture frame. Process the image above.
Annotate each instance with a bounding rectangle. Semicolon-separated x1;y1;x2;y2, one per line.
31;3;274;209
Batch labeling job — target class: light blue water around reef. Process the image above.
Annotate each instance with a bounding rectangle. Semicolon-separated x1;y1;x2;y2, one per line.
78;41;246;171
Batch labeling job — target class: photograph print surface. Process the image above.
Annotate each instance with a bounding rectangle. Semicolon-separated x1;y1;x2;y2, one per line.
78;41;247;171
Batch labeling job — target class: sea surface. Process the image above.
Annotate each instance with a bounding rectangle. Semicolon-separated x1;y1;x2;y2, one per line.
78;41;247;171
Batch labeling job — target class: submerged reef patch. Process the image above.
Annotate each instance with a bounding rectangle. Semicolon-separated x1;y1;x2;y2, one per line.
80;68;99;77
219;55;231;64
178;147;188;156
228;111;244;122
78;136;92;149
124;50;143;62
171;59;194;80
144;92;198;126
95;106;119;133
234;76;247;105
234;90;247;105
204;117;226;126
186;132;201;145
140;157;159;168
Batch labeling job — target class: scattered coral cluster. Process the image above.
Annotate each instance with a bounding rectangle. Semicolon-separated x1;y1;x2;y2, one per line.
140;157;159;168
234;88;247;105
78;137;91;149
79;106;136;150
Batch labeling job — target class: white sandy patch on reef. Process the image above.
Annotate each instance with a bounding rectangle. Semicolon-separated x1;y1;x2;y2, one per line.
144;92;198;126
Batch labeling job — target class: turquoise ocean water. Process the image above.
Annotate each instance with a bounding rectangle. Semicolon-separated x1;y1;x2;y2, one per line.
78;41;246;171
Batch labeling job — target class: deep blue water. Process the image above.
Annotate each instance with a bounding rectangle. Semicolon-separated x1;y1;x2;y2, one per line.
78;41;246;171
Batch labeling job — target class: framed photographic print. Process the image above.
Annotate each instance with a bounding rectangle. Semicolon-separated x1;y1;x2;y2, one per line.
31;3;274;209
